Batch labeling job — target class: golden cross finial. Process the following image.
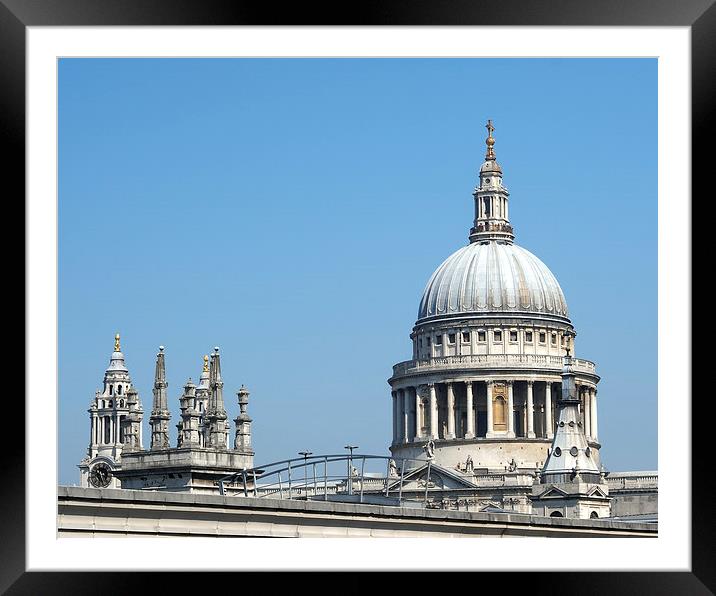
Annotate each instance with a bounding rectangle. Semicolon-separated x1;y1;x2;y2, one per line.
114;333;121;352
485;119;496;160
203;355;209;372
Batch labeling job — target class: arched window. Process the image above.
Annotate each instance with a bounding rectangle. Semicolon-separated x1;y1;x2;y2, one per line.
550;511;563;518
118;385;122;395
590;511;599;519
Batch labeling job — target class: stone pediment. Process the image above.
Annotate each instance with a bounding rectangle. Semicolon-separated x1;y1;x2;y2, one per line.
388;464;476;492
585;485;609;498
533;485;569;499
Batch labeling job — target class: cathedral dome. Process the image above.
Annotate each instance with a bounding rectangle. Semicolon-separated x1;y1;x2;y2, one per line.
417;241;569;322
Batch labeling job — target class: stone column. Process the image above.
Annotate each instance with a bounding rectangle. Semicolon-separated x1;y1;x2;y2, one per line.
414;388;422;440
590;388;599;441
507;381;515;438
583;387;591;438
465;381;475;439
486;381;494;438
446;382;456;439
545;382;554;439
526;380;535;438
91;412;97;447
429;384;438;438
402;389;410;443
391;391;398;444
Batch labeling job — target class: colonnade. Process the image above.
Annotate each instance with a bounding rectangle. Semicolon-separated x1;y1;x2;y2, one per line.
91;412;127;447
391;380;598;445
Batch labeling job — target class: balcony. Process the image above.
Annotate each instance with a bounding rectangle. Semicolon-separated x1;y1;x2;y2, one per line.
392;354;597;378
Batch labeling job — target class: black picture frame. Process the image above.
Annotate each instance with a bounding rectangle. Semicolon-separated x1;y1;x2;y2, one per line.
6;0;708;592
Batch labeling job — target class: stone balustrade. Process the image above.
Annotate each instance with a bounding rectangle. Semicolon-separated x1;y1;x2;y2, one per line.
606;472;659;491
392;354;596;378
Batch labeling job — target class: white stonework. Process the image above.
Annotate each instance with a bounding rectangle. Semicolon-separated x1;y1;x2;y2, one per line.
389;122;601;481
79;337;254;494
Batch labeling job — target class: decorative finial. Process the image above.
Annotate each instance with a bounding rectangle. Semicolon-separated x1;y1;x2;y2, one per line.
485;119;496;160
159;345;164;352
114;333;121;352
203;355;209;372
214;346;220;353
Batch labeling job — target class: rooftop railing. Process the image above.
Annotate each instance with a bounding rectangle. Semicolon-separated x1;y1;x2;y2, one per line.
217;453;440;508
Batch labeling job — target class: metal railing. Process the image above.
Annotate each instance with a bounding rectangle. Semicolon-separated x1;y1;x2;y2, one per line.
216;453;436;507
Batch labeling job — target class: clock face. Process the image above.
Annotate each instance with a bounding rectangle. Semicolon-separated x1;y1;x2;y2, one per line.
89;462;113;488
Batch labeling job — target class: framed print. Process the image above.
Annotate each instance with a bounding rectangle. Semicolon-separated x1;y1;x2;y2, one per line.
6;0;710;592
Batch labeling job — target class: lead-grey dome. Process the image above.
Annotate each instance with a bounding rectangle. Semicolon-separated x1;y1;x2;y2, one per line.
418;241;569;322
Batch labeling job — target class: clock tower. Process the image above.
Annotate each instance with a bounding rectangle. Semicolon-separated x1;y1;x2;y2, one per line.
78;333;144;489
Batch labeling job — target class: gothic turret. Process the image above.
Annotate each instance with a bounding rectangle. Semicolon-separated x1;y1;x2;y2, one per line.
121;385;144;452
149;346;171;450
195;355;211;447
177;378;201;448
233;385;253;452
206;347;229;449
79;333;140;488
530;351;610;519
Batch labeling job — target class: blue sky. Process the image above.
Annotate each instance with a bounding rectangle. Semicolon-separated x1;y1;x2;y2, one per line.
58;58;657;485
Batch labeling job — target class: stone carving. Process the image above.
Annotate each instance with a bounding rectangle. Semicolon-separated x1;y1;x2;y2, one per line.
465;455;474;473
507;458;517;472
424;439;435;459
389;459;398;478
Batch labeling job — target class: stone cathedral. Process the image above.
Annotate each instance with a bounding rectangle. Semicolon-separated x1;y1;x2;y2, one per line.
386;121;611;516
78;337;254;494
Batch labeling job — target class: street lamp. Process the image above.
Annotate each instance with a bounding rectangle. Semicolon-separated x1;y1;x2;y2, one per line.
344;445;358;496
298;451;312;498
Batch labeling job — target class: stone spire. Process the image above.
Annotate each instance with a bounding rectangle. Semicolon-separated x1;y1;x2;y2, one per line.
540;354;601;483
121;385;144;452
149;346;171;450
194;355;211;447
469;119;515;244
177;378;201;448
234;385;253;452
206;347;228;449
530;353;611;518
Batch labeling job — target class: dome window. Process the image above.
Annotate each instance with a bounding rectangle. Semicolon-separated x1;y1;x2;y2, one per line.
551;333;557;345
478;331;486;342
461;332;470;343
426;337;432;346
448;333;456;344
539;332;546;344
494;330;502;342
525;331;533;343
509;330;518;342
435;335;443;346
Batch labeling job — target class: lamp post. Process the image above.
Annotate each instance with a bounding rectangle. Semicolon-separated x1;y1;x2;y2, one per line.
298;451;312;498
344;445;358;496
